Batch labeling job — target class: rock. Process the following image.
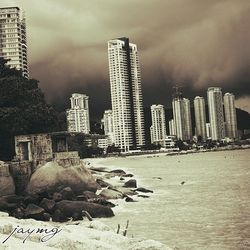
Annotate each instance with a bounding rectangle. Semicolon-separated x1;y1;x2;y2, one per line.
12;208;24;219
96;178;113;188
100;189;124;199
110;187;137;196
125;197;135;202
23;194;41;206
52;209;69;222
124;179;137;188
52;192;63;202
90;167;108;173
82;191;99;200
181;181;186;185
76;195;88;201
89;198;116;208
138;194;150;198
135;187;153;193
24;204;45;221
122;173;134;177
56;200;114;218
26;161;100;195
2;195;24;204
72;212;83;221
43;213;51;221
60;187;75;200
120;177;125;181
40;198;56;213
109;169;126;176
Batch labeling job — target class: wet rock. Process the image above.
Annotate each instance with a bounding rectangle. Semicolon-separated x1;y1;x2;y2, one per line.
43;212;51;221
72;212;83;221
137;194;150;198
24;204;45;220
89;198;116;208
100;189;124;199
122;174;134;178
3;195;24;204
135;187;153;193
109;169;126;176
12;208;24;219
120;177;125;181
52;209;69;222
181;181;186;185
111;187;137;196
56;200;114;218
76;195;88;201
60;187;75;200
23;194;41;206
124;179;137;188
52;192;63;202
40;198;56;213
125;197;135;202
96;178;113;188
82;191;99;200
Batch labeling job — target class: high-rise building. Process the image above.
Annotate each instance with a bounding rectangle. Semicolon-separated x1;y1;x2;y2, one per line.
224;93;238;139
150;104;166;146
194;96;207;141
66;93;90;134
0;7;28;78
108;37;145;151
172;97;192;140
206;123;211;138
102;109;115;145
169;119;176;136
207;87;225;140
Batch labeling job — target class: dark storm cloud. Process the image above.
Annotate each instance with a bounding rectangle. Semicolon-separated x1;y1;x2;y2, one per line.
1;0;250;116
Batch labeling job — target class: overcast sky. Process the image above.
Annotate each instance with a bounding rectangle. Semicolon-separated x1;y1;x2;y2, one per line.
1;0;250;119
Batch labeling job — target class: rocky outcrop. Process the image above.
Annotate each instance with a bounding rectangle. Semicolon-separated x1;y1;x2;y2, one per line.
26;161;100;195
123;179;137;188
56;200;114;218
100;189;124;199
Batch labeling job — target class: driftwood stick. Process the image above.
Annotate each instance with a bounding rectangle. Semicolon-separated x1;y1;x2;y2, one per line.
123;220;129;236
116;224;120;234
82;210;93;221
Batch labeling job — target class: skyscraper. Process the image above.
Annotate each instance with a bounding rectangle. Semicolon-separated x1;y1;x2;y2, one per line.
0;7;29;78
194;96;207;141
66;93;90;134
224;93;238;139
102;109;115;145
108;37;145;151
168;119;176;136
172;97;192;140
150;104;166;146
207;87;225;140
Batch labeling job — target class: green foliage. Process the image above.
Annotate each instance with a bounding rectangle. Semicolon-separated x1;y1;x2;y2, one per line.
0;59;63;160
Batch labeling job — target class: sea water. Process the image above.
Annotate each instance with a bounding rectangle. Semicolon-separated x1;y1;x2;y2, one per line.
97;149;250;250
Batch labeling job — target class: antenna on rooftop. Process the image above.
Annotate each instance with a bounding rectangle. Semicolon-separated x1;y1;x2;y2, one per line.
172;84;183;99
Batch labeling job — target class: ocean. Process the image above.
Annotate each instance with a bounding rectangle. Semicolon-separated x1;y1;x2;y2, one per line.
94;149;250;250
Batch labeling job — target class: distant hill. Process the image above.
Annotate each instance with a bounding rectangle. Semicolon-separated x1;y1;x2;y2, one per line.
143;107;250;143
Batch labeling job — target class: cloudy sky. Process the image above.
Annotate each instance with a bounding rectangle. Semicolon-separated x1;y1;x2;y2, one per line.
1;0;250;119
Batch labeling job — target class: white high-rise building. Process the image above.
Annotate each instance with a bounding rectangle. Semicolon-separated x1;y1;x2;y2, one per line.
169;119;176;136
206;123;211;138
66;93;90;134
108;37;145;151
194;96;207;141
0;7;29;78
224;93;238;139
172;97;192;140
102;109;115;145
150;104;166;146
207;87;225;140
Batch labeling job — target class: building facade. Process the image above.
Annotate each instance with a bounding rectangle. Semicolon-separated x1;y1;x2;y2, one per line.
224;93;238;139
66;93;90;134
183;98;192;140
0;7;29;78
108;37;145;151
168;119;176;136
102;109;115;145
150;104;166;146
207;87;225;140
194;96;207;141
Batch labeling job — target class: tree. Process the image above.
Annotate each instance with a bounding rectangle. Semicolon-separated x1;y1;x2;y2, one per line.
0;59;63;160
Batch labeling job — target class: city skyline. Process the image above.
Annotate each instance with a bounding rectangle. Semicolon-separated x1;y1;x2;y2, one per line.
0;1;250;119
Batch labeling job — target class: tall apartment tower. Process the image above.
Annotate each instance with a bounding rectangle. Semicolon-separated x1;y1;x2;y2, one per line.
172;97;192;140
0;7;29;78
194;96;207;141
207;87;225;140
150;104;166;146
168;119;176;136
66;93;90;134
102;109;115;145
224;93;238;139
108;37;145;151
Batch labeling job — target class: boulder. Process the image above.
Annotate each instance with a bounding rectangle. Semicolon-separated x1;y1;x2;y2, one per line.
12;208;24;219
120;177;125;181
137;194;150;198
56;200;114;218
60;187;75;200
89;198;116;208
110;187;137;196
24;204;45;220
135;187;153;193
82;191;99;200
43;213;51;221
72;212;83;221
40;198;56;213
122;173;134;178
0;176;15;197
52;192;63;202
2;195;24;204
124;179;137;188
26;161;100;195
96;178;113;188
109;169;126;175
52;209;69;222
76;195;88;201
125;197;135;202
100;189;124;199
23;194;41;206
